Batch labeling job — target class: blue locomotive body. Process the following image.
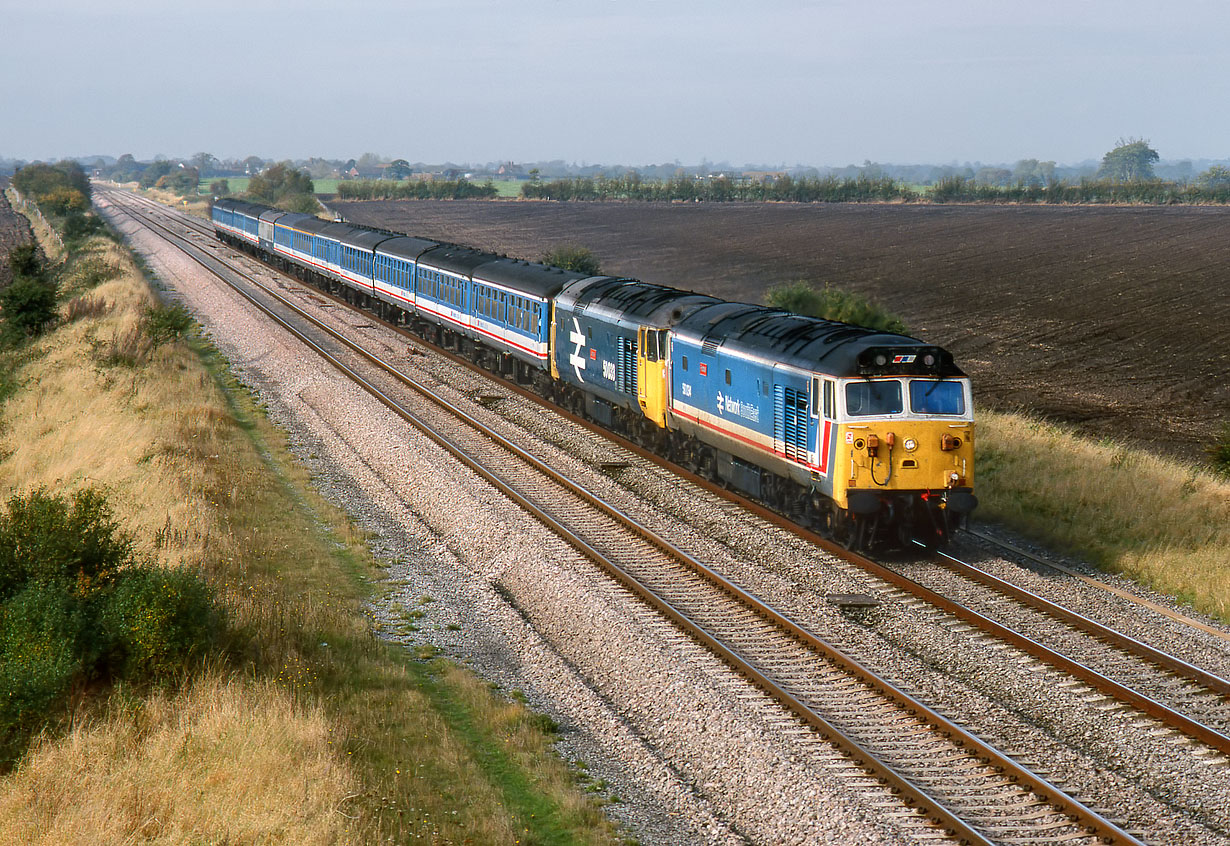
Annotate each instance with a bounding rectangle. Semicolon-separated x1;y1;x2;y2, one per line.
211;195;976;546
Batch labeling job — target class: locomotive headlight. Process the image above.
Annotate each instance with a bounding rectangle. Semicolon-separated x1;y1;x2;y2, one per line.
874;353;888;366
903;437;917;452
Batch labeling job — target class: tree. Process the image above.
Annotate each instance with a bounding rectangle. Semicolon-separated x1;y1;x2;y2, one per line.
1097;138;1159;182
112;154;139;183
242;156;264;175
1200;165;1230;188
247;162;314;204
975;167;1012;186
139;159;176;188
388;159;412;180
190;152;218;177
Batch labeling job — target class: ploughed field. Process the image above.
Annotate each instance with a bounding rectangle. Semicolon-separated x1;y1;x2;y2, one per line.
332;199;1230;459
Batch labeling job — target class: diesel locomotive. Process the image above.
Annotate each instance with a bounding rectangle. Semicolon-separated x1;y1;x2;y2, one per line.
212;197;977;547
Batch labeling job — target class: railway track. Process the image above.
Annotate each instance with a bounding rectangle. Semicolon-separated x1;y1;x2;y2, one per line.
103;188;1230;843
100;188;1170;845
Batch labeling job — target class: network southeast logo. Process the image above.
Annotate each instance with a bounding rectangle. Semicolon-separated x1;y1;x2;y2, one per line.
715;391;760;423
569;317;587;382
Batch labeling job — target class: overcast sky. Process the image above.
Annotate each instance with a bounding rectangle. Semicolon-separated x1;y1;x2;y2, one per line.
3;0;1228;167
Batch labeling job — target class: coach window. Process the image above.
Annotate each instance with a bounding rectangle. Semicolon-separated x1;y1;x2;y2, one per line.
725;369;732;385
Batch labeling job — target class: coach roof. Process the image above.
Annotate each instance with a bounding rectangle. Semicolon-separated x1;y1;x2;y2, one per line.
418;244;498;276
376;235;441;261
473;257;589;298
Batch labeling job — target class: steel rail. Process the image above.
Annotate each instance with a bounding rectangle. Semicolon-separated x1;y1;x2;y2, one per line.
100;187;1150;846
919;541;1230;696
112;188;1230;753
113;188;1230;755
962;527;1230;645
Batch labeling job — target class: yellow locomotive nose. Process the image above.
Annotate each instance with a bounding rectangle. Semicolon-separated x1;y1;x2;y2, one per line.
836;421;975;499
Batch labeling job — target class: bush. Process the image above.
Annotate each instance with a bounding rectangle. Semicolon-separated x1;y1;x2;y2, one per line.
1209;424;1230;476
61;211;106;242
7;244;44;281
542;245;601;275
101;567;218;680
145;303;194;347
0;276;58;345
66;256;120;291
764;281;909;333
0;489;223;765
277;193;321;215
0;488;133;601
0;584;84;764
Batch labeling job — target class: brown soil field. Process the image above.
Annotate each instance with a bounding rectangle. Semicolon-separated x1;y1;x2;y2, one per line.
333;200;1230;461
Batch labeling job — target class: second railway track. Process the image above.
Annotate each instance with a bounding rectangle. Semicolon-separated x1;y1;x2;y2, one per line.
99;187;1230;845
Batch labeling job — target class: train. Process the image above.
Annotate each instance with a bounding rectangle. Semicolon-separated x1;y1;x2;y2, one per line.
211;197;977;548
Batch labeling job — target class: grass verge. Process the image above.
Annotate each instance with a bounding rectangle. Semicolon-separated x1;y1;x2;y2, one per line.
976;409;1230;621
0;199;621;843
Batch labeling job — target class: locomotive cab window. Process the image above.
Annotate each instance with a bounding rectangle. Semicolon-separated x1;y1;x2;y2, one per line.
909;380;966;415
681;355;688;371
845;380;903;416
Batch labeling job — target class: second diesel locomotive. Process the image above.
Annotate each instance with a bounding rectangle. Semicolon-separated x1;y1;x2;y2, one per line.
212;197;977;547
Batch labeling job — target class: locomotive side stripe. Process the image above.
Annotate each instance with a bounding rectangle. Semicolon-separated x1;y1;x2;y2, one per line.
672;400;827;476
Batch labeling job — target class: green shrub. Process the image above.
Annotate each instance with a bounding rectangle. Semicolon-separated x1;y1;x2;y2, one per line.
145;303;194;347
0;584;86;764
542;245;601;275
61;211;106;242
0;488;133;602
6;244;44;281
764;280;909;334
66;256;120;292
1209;424;1230;476
101;567;218;681
0;276;58;346
0;489;224;765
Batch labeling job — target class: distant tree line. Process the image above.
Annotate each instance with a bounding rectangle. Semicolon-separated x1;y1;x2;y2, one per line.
929;176;1230;204
521;173;913;202
521;141;1230;205
336;179;498;200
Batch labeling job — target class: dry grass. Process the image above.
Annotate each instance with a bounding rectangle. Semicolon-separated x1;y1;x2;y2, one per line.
140;186;210;219
0;217;620;843
976;409;1230;620
0;673;356;845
